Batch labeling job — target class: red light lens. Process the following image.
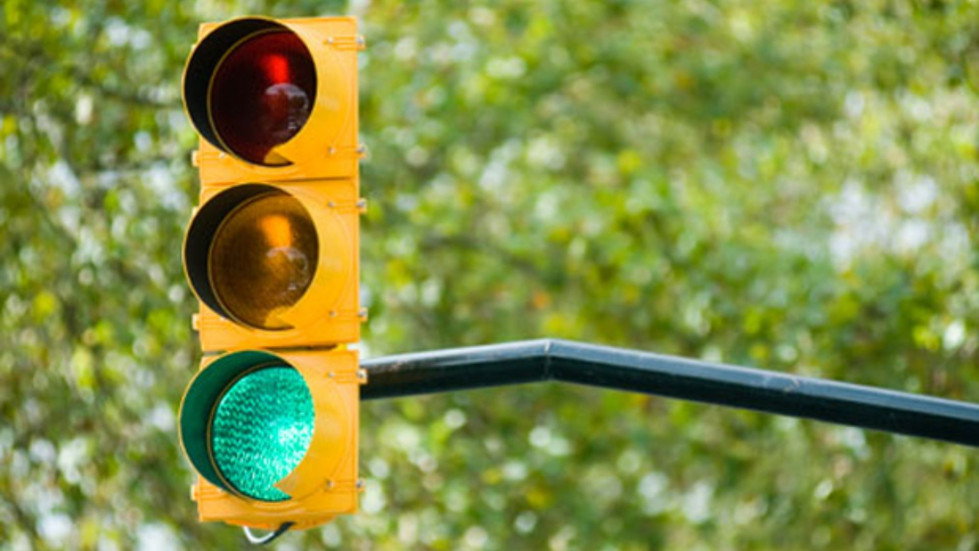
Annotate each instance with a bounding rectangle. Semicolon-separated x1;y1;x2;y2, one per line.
209;31;316;166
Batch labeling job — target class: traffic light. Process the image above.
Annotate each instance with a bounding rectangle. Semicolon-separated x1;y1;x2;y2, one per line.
179;349;361;529
177;16;365;532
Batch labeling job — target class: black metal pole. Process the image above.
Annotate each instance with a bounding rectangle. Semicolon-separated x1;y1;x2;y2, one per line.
361;339;979;448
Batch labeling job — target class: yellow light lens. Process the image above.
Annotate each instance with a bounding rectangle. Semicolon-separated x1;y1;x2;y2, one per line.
208;190;317;329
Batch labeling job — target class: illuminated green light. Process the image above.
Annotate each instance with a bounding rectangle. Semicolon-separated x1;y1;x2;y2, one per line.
210;366;314;502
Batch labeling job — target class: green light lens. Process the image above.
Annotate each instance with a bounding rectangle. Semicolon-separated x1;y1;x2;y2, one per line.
210;366;314;501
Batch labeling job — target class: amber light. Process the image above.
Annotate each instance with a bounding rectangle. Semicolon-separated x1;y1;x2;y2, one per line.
208;190;318;329
209;31;316;165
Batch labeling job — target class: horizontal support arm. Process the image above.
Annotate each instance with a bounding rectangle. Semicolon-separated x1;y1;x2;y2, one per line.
361;339;979;448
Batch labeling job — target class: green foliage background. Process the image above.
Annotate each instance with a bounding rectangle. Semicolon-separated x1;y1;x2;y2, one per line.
2;0;979;548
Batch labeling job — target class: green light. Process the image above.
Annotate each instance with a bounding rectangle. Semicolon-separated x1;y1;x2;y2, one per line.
210;366;314;501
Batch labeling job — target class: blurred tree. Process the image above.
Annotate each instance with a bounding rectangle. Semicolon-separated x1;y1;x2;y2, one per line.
1;0;978;549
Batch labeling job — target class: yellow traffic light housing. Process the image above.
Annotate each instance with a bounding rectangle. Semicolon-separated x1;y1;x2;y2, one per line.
178;15;365;533
183;17;361;179
182;15;364;353
179;349;362;530
184;180;361;352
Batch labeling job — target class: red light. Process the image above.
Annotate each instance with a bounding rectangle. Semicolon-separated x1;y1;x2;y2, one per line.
266;55;289;83
209;31;316;166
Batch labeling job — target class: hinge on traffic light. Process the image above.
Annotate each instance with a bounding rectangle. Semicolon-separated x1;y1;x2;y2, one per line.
323;478;360;492
322;368;363;384
323;197;364;214
325;34;365;51
326;143;368;159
